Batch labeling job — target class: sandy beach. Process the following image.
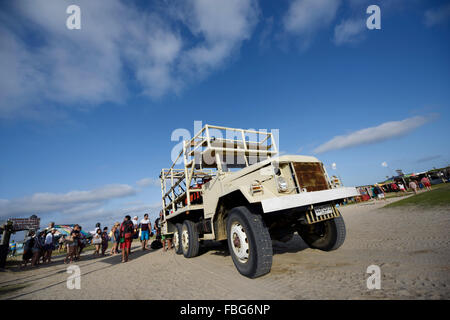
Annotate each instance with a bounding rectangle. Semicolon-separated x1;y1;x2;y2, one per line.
1;196;449;300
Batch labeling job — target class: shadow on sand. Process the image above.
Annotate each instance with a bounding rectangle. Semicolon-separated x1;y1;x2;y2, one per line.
99;247;160;265
204;234;310;257
0;246;159;288
1;246;160;300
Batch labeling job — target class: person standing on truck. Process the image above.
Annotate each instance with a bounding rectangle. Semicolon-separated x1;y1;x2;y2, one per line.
120;215;134;263
139;214;152;251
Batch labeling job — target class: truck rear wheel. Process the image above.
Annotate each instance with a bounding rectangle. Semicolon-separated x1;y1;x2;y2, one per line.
173;223;183;255
297;215;346;251
226;206;273;278
181;220;200;258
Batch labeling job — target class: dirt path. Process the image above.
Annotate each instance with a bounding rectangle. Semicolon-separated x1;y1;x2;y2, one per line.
1;198;449;300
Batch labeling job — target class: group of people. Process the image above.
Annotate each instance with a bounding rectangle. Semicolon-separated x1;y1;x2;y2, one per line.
63;224;89;264
17;212;171;267
89;213;172;263
387;176;432;195
407;176;432;194
113;213;169;263
19;223;92;267
357;175;434;202
21;222;65;268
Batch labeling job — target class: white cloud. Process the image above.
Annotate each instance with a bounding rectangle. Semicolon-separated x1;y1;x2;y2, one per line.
179;0;259;77
136;177;160;188
283;0;341;45
313;115;438;154
0;0;259;119
333;18;366;45
0;184;136;218
424;4;450;27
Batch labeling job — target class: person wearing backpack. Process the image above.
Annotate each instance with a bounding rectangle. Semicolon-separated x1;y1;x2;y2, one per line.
120;215;134;263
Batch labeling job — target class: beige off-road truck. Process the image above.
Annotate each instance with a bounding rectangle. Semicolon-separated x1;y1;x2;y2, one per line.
159;125;359;278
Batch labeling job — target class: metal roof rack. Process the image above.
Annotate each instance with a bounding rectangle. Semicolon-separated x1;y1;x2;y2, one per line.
160;125;278;215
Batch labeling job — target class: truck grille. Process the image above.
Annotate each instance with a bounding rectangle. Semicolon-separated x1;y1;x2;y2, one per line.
293;162;329;192
305;206;340;224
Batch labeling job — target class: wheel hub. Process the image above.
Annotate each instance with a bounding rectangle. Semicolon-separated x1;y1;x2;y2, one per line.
182;229;189;252
174;232;179;249
230;222;249;263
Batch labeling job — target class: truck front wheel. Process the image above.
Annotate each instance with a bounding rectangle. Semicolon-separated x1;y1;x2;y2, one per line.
181;220;200;258
226;206;273;278
297;215;346;251
173;223;183;255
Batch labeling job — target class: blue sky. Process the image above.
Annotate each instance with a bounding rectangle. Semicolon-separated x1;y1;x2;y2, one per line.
1;0;449;233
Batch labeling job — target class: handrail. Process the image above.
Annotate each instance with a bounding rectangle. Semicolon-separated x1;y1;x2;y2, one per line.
161;124;278;215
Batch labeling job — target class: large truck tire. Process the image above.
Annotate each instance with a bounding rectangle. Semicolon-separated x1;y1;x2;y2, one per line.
297;215;346;251
181;220;200;258
226;206;273;278
173;223;183;255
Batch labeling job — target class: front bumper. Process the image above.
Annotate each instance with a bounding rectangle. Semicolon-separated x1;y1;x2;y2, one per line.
261;187;359;213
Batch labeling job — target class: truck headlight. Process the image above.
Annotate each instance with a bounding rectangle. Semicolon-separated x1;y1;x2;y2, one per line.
277;176;288;192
